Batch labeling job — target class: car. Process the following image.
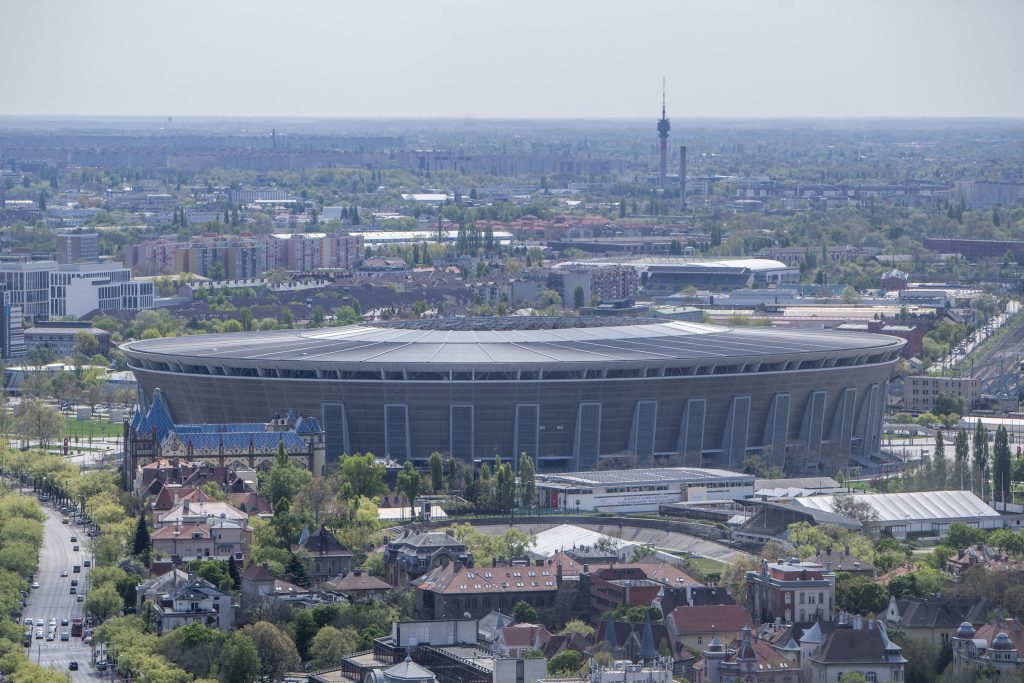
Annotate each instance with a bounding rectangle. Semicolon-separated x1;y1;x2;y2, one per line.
72;545;79;552
48;619;55;627
24;619;32;626
70;579;78;587
31;582;39;589
69;536;77;543
61;518;69;525
83;560;91;568
60;618;68;626
60;570;68;577
60;632;69;641
69;588;76;595
68;662;78;671
34;629;42;639
75;595;83;602
84;635;92;645
46;633;54;641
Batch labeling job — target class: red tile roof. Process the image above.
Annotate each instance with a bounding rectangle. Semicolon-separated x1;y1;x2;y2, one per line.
670;604;754;635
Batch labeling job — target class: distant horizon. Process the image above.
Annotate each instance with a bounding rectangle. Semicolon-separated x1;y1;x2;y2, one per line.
2;0;1021;120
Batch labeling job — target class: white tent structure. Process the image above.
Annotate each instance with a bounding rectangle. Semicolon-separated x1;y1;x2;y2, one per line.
790;490;1014;539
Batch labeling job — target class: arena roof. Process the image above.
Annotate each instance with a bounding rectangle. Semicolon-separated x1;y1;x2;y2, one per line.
121;317;902;368
790;490;1000;523
536;466;753;488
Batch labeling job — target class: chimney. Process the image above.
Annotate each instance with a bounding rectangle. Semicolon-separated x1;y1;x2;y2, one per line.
556;563;563;582
183;499;190;514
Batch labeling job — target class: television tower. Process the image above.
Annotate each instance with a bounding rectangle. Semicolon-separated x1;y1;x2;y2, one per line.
657;78;671;188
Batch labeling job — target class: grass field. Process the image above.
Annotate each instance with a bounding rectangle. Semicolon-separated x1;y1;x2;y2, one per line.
62;417;122;439
686;555;727;576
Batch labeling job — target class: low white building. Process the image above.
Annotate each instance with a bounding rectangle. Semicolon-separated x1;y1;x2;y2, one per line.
535;467;755;514
789;490;1017;539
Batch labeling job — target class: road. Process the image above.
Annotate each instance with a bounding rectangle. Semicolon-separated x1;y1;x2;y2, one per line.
23;503;97;683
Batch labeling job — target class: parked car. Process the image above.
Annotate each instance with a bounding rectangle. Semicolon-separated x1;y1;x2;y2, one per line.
68;662;78;671
60;632;69;641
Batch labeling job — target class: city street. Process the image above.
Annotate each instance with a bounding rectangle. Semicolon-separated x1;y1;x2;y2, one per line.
23;504;97;682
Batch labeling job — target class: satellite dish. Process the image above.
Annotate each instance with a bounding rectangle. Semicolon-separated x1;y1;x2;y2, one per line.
464;612;471;620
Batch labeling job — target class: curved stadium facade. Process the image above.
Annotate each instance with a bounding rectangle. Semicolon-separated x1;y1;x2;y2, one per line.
121;317;904;476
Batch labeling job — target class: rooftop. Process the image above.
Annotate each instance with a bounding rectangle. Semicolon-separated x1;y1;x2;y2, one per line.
121;317;902;367
536;466;751;488
791;490;1000;523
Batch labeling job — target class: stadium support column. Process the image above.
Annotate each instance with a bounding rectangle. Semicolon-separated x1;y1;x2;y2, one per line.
679;145;687;212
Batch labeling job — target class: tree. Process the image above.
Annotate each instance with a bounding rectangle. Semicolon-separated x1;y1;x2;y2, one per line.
829;492;879;526
16;399;63;448
240;622;301;683
220;633;261;683
993;425;1012;503
428;452;444;493
838;674;869;683
292;609;318;660
85;582;123;622
973;419;990;491
495;461;516;513
933;392;965;417
285;552;310;588
132;510;151;557
954;428;970;489
72;331;101;357
338;454;386;499
835;574;889;614
932;431;948;489
309;626;359;670
946;522;987;550
518;454;536;509
573;286;585;310
513;600;538;623
558;619;596;637
547;650;583;676
228;555;242;590
396;462;422;507
260;449;313;509
629;544;656;563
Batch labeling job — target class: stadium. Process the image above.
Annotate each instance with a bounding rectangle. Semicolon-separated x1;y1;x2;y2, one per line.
120;317;904;475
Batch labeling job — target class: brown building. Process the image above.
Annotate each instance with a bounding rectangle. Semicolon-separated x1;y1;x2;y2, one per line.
583;563;701;623
745;559;835;625
903;375;979;414
413;562;561;620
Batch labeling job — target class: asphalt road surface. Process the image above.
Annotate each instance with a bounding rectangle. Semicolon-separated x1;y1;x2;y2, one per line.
23;504;97;683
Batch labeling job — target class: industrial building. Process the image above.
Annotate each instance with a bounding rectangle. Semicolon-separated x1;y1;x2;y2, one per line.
121;316;903;475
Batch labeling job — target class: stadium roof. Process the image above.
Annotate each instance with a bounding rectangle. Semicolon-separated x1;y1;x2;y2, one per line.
122;317;902;367
790;490;1000;523
536;466;753;488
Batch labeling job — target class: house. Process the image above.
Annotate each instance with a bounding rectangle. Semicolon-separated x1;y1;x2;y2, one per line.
800;616;906;683
240;562;277;610
951;619;1024;678
597;617;683;673
323;570;392;602
809;547;875;577
412;562;560;620
694;626;799;683
145;572;234;634
946;543;1009;576
582;562;702;622
666;604;754;653
494;623;550;658
293;525;354;582
746;559;836;624
156;500;248;528
880;596;989;649
477;611;514;646
384;531;473;587
150;520;252;568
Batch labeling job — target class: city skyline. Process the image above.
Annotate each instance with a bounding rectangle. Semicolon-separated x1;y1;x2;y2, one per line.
1;0;1022;120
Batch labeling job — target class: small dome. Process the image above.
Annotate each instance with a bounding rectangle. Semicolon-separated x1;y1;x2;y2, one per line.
957;622;976;637
991;633;1015;651
708;635;723;651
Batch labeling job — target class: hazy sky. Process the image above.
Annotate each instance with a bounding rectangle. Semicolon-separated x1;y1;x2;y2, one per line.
2;0;1022;119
